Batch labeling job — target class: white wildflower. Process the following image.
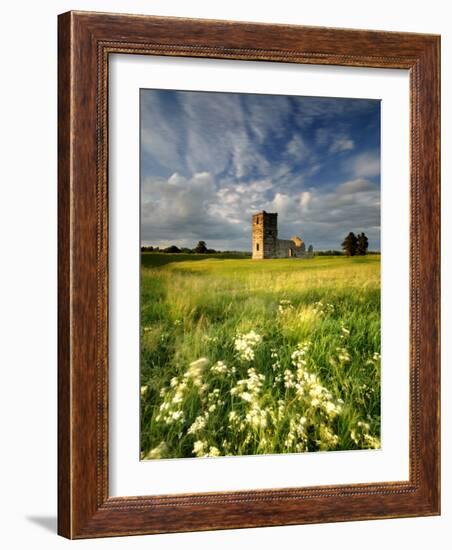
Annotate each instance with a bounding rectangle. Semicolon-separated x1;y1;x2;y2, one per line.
234;331;262;362
189;357;209;371
208;446;221;457
170;410;185;422
278;299;294;315
240;391;253;403
211;360;228;374
351;420;380;449
186;357;209;386
187;415;207;435
193;440;207;457
284;369;295;389
144;441;167;460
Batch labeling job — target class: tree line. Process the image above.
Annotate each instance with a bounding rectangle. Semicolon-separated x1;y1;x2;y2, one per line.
341;232;369;256
141;241;246;255
142;236;371;256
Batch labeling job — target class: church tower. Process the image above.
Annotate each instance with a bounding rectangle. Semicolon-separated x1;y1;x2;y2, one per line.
252;211;278;259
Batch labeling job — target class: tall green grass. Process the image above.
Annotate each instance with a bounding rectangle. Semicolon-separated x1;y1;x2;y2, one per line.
140;254;380;459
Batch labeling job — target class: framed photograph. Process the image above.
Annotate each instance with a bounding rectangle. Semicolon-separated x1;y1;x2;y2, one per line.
58;11;440;538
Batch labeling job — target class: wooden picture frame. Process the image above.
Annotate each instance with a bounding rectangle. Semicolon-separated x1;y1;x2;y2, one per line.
58;10;440;539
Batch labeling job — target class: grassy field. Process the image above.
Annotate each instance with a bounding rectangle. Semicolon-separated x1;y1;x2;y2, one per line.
140;253;381;459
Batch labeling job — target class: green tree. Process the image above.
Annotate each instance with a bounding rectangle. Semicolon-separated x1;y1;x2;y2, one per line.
194;240;208;254
163;245;181;253
356;232;369;255
341;232;358;256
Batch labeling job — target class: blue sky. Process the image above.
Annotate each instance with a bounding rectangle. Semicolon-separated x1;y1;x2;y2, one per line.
140;89;380;251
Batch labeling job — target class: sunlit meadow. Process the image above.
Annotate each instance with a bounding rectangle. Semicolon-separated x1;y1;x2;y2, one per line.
140;253;381;460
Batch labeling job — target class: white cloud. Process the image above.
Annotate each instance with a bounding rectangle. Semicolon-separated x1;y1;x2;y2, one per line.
232;136;270;179
257;179;380;250
290;179;380;247
245;94;293;143
142;171;380;251
300;191;312;209
270;193;296;217
142;172;218;244
338;178;374;194
329;136;354;153
286;134;310;162
349;152;380;178
315;128;354;154
141;99;186;174
141;172;277;249
140;90;381;250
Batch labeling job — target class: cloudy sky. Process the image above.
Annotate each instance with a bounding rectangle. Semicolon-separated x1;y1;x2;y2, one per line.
140;89;380;251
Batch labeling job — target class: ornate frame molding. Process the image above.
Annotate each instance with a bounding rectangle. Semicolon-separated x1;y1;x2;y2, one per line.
58;11;440;538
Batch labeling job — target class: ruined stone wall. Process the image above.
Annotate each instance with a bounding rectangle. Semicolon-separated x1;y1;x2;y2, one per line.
252;212;264;259
252;211;278;259
275;239;308;258
252;211;311;259
275;239;294;258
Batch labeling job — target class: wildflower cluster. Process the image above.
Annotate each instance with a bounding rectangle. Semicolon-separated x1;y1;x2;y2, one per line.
312;301;335;316
366;351;381;365
143;325;379;459
186;357;209;386
234;330;262;361
329;345;351;367
230;367;268;431
278;299;294;315
192;440;221;457
211;360;229;375
142;441;168;460
277;341;344;451
270;348;280;369
230;339;344;453
328;326;352;368
155;357;209;425
350;420;380;449
155;373;188;425
187;413;208;435
231;367;264;401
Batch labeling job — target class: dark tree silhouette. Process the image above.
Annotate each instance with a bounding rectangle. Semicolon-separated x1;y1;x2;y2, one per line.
163;245;181;253
356;233;369;255
194;240;208;254
308;244;314;253
341;232;358;256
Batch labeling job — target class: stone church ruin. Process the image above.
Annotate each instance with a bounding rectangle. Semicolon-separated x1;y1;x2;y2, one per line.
252;211;313;260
